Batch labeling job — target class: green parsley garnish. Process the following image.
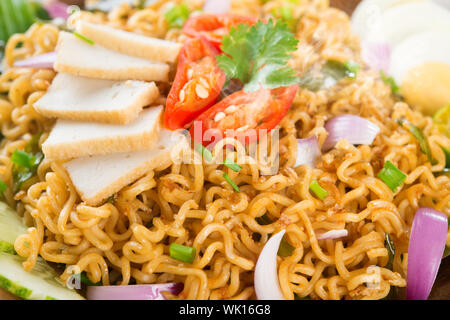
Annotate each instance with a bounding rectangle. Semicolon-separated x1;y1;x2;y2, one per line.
377;160;406;192
222;172;240;192
169;243;196;264
380;70;400;95
73;32;95;45
309;180;328;200
298;60;360;92
164;2;190;29
217;19;299;92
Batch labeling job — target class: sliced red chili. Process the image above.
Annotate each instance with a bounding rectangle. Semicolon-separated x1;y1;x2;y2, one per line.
190;84;298;146
164;37;226;130
183;13;257;49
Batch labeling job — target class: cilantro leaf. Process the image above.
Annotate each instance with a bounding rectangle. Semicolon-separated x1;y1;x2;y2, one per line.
217;19;299;92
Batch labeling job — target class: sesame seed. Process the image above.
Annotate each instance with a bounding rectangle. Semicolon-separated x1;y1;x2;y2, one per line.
214;112;226;122
179;89;185;102
199;77;210;89
236;125;249;132
224;105;237;114
196;84;209;99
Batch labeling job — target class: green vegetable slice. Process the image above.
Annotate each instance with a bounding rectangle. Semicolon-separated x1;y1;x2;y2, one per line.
377;160;406;192
0;0;20;38
397;119;434;164
223;172;240;192
0;201;27;255
380;70;400;95
164;2;190;29
0;252;85;300
169;243;196;264
278;238;295;257
73;32;95;45
298;60;360;92
433;105;450;138
309;180;328;200
385;233;395;270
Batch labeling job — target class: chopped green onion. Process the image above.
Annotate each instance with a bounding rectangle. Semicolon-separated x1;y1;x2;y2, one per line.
443;147;450;169
380;70;400;95
11;150;36;169
385;233;395;270
222;172;240;192
73;272;101;286
195;143;213;162
73;32;95;45
444;246;450;258
298;59;360;92
164;2;190;29
223;158;242;172
345;60;361;78
271;7;296;32
278;238;295;257
397;119;434;164
0;179;7;193
169;243;196;264
309;180;328;200
377;160;406;192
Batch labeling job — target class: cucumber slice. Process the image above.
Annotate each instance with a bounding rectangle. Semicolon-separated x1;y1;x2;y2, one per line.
0;252;85;300
10;0;32;33
0;201;27;254
0;0;20;38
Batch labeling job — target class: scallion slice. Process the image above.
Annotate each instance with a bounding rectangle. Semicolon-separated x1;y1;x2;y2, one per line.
397;119;434;164
309;180;328;200
278;238;295;257
224;158;242;172
195;143;213;162
0;179;7;193
385;233;395;270
169;243;196;264
377;160;406;192
73;32;95;45
11;150;36;169
223;172;240;192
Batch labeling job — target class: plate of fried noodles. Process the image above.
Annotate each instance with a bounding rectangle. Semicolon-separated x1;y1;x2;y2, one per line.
0;0;449;301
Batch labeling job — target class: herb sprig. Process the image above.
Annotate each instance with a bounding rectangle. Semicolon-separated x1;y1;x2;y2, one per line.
217;19;299;92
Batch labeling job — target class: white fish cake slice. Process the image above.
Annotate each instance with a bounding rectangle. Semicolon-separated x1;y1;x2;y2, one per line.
34;73;159;124
43;106;163;160
55;32;169;82
63;129;189;206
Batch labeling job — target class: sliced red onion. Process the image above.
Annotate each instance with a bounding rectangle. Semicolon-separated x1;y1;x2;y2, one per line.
203;0;230;14
87;283;183;300
406;207;448;300
361;41;391;73
44;1;70;20
295;136;321;168
316;229;348;240
254;230;286;300
322;115;380;151
13;52;56;69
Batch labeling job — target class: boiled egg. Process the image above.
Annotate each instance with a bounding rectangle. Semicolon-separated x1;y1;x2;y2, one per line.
351;0;424;41
390;31;450;115
363;1;450;46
